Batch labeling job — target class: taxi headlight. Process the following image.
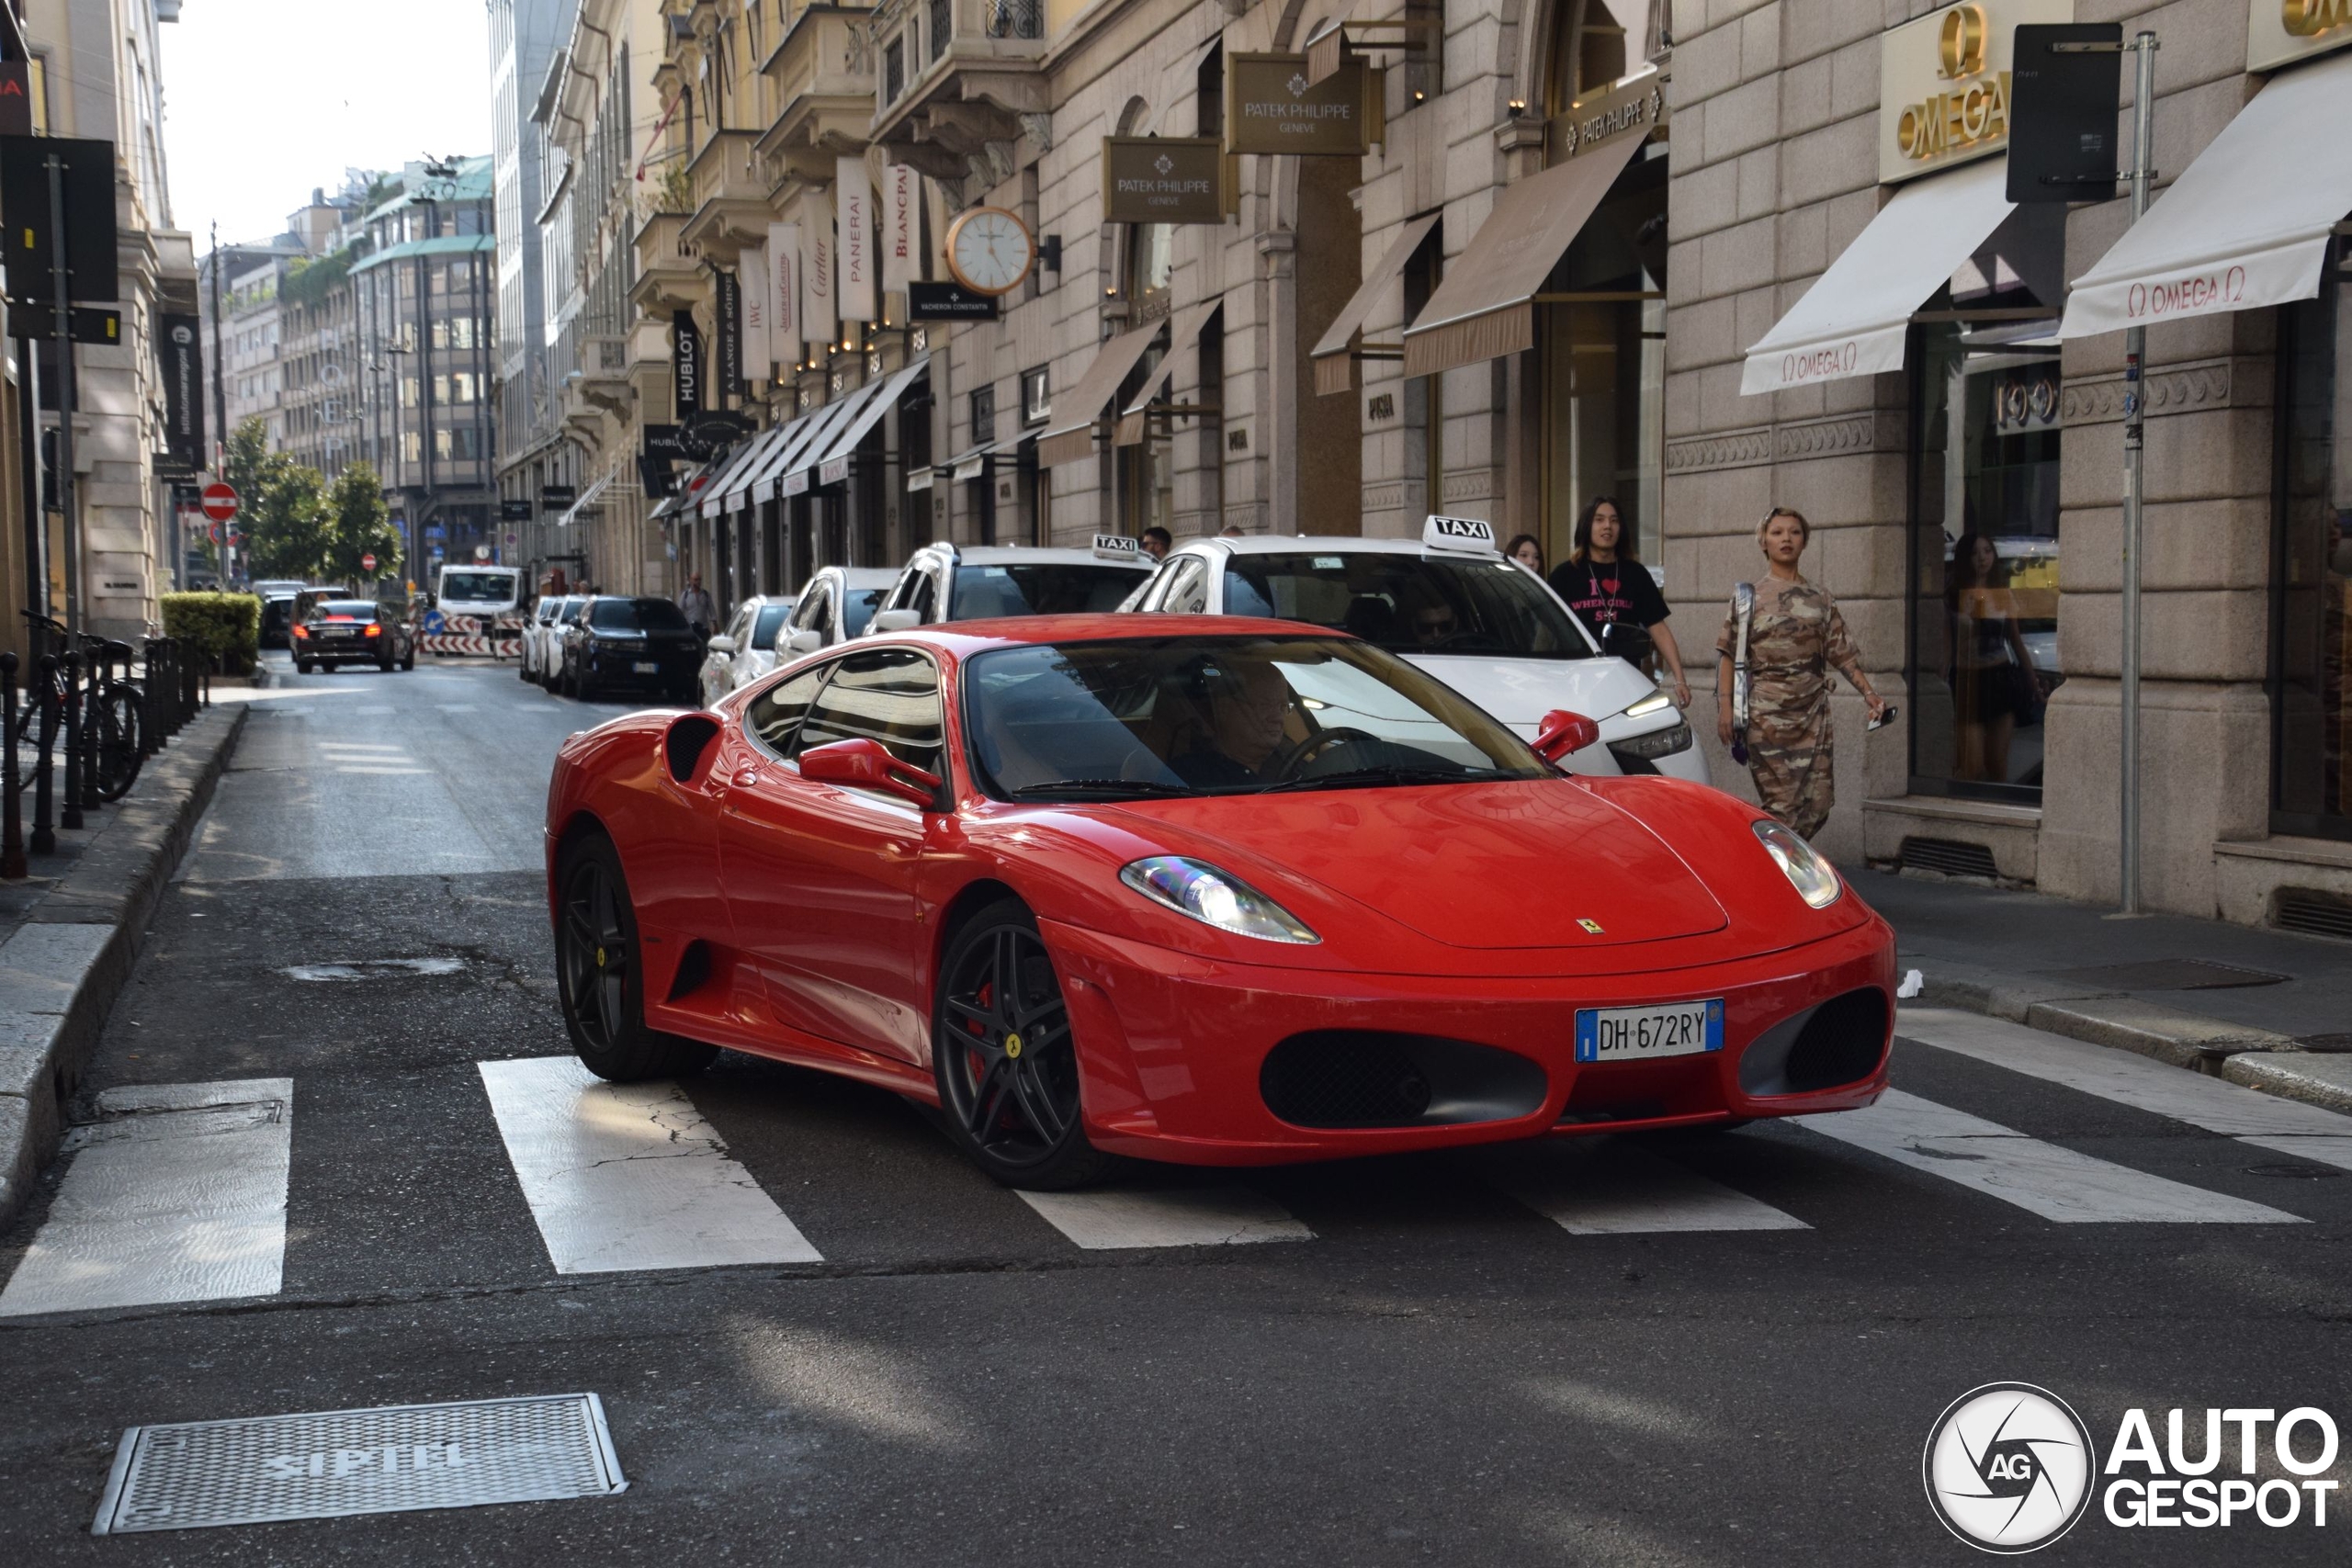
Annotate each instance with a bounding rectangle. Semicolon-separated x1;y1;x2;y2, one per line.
1622;690;1674;721
1754;819;1841;908
1119;857;1320;944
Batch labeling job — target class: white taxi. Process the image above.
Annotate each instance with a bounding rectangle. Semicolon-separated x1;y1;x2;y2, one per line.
865;537;1154;634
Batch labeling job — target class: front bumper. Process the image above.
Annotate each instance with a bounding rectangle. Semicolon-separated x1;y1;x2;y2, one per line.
1038;915;1894;1165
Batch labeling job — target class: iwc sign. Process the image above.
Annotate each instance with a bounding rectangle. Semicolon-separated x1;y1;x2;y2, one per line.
1877;0;2073;185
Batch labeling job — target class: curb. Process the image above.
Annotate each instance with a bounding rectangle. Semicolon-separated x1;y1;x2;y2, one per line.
0;700;248;1226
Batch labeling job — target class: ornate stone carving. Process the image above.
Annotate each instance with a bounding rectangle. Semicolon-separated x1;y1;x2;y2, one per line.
1665;427;1773;473
1441;468;1498;502
2059;358;2237;425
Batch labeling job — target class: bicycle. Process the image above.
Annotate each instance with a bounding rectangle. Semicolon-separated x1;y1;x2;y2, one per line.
14;611;143;802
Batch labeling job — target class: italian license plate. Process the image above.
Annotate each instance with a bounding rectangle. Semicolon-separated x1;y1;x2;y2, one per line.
1575;999;1724;1063
631;660;659;673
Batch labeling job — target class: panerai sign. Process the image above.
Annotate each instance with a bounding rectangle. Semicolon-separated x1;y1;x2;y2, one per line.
1226;54;1380;157
1877;0;2073;185
2251;0;2352;70
1102;138;1228;225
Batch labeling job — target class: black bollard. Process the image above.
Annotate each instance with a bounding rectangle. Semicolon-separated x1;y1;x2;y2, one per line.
0;651;20;879
31;653;55;852
60;649;82;829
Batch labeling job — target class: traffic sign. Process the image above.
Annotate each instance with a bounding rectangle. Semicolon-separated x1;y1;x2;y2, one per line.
361;551;378;572
200;482;238;522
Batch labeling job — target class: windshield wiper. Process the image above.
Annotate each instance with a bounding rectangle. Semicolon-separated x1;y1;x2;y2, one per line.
1256;765;1511;795
1004;778;1194;800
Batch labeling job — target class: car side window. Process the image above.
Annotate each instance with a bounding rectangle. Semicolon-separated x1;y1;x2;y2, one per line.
787;648;944;777
905;570;938;623
743;665;828;760
722;604;752;646
791;585;825;630
1161;557;1208;615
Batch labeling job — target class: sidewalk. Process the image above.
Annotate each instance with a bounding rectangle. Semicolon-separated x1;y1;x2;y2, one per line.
1857;864;2352;1110
0;697;248;1224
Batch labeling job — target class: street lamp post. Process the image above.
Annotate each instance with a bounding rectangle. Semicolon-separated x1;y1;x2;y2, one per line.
2117;30;2158;917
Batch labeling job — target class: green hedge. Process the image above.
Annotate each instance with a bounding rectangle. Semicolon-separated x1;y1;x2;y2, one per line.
161;592;261;676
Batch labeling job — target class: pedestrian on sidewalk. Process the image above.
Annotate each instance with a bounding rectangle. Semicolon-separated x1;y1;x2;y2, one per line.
1547;496;1692;708
1141;526;1172;561
1715;507;1887;840
678;574;715;637
1504;533;1544;573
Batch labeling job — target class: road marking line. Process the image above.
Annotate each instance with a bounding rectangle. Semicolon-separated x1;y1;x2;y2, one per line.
478;1056;821;1272
1492;1145;1810;1235
1795;1089;2302;1224
0;1079;292;1315
1016;1186;1312;1249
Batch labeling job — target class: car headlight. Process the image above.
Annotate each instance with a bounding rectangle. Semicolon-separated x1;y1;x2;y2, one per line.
1611;722;1692;760
1622;690;1674;721
1119;856;1320;944
1753;819;1841;908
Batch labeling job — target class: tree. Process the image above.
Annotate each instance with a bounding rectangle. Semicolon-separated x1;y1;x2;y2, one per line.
322;461;401;584
243;462;332;581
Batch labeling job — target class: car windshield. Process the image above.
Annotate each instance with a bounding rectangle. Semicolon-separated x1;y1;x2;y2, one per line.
752;603;795;645
950;563;1143;619
842;587;886;637
963;636;1547;800
589;598;689;631
1220;553;1598;660
440;571;515;603
316;601;375;618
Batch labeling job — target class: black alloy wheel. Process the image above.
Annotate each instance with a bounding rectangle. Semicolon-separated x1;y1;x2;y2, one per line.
933;902;1109;1190
554;833;716;1081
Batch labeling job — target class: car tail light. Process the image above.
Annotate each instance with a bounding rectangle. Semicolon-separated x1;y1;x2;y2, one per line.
365;624;382;637
291;625;308;638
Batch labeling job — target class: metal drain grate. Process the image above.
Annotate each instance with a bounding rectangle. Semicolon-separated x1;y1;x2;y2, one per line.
1898;836;2000;879
2275;887;2352;942
92;1393;627;1535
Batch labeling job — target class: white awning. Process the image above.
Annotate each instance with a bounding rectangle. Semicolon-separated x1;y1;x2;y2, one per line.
2060;50;2352;339
1740;156;2015;395
1117;301;1220;445
1037;320;1166;468
807;355;930;487
556;470;612;528
717;423;791;507
749;408;831;503
778;389;876;498
696;435;766;518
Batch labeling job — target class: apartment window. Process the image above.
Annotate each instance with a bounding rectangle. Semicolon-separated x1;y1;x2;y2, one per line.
885;34;905;101
402;430;421;462
928;0;951;62
435;427;453;459
1022;367;1049;425
971;385;996;446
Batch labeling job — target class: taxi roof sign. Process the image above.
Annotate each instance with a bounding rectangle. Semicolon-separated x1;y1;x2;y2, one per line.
1092;533;1145;563
1422;514;1498;555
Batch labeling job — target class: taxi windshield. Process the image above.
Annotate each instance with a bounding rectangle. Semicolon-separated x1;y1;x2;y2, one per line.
1220;553;1599;660
964;635;1547;801
950;563;1144;618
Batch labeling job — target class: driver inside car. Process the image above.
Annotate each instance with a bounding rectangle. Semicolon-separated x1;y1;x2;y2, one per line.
1162;656;1300;787
1409;600;1461;648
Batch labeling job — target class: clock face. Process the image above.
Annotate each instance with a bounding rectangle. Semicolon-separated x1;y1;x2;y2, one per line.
946;207;1036;297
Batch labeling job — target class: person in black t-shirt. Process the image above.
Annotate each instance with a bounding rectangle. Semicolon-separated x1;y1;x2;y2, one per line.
1545;496;1692;709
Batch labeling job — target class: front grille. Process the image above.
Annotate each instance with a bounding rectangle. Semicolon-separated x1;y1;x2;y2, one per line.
1737;986;1890;1096
1261;1035;1430;1127
1899;836;1999;879
2275;886;2352;942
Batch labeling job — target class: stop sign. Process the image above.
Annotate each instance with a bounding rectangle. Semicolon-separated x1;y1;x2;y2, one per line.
200;482;238;522
361;552;378;572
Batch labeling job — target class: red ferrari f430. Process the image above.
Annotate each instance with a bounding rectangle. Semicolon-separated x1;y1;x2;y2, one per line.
545;617;1895;1189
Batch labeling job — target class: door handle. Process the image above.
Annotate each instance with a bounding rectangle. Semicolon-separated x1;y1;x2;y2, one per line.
734;768;762;787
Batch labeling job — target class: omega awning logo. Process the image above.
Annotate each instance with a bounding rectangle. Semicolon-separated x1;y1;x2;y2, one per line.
1781;342;1861;385
2126;266;2247;320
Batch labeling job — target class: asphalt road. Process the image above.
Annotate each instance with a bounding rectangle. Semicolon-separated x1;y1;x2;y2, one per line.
1;653;2349;1564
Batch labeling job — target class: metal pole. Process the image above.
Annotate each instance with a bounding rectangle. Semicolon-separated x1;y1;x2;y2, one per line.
15;332;45;634
30;652;53;852
1;650;22;878
208;223;231;586
2118;30;2158;916
46;155;77;637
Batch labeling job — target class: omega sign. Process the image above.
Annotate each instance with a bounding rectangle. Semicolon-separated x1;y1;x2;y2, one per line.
2252;0;2352;69
2126;265;2249;320
1878;0;2069;184
1780;342;1862;387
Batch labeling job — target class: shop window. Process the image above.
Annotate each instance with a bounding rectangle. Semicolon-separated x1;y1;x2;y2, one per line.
1128;223;1173;323
2273;239;2352;841
1905;207;2065;801
970;385;996;446
1022;367;1050;425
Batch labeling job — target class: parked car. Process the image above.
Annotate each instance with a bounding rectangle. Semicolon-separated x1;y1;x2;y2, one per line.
865;538;1153;635
544;617;1892;1190
1123;519;1706;784
777;566;898;655
291;598;415;674
698;593;798;707
257;591;300;649
522;595;582;685
557;595;701;703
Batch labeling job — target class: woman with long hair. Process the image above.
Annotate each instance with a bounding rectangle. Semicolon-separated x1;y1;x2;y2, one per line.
1545;496;1692;708
1503;533;1544;574
1945;529;2036;782
1714;507;1886;840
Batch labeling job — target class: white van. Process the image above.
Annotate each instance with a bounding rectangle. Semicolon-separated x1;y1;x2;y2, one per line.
431;564;527;652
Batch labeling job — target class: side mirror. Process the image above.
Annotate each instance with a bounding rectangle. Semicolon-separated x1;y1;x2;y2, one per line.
785;627;822;654
797;737;943;808
707;635;738;655
1532;708;1601;763
869;607;922;634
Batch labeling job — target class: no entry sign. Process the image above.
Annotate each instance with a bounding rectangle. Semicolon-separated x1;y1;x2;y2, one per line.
200;482;238;522
361;551;378;572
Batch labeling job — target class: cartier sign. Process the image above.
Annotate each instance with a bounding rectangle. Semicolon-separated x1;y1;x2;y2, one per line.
2251;0;2352;69
1877;0;2072;185
1226;54;1380;157
1103;138;1227;224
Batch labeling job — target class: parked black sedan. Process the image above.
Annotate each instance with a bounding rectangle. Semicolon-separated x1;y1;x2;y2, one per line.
557;595;699;703
292;599;416;673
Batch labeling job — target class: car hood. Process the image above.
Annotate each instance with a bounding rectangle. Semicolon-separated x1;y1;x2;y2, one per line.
1400;653;1657;737
1102;780;1727;950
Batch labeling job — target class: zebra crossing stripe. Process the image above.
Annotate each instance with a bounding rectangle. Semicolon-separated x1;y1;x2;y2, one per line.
1492;1144;1810;1235
0;1079;292;1316
1795;1089;2304;1224
478;1057;821;1273
1016;1186;1313;1249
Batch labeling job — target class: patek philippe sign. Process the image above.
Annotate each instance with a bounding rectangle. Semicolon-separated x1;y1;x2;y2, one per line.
1226;54;1378;157
1878;0;2073;184
157;312;206;472
1549;67;1668;161
672;310;704;420
2251;0;2352;70
1103;138;1227;224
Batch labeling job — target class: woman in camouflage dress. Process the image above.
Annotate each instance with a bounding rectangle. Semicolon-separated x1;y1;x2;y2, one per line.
1713;508;1886;840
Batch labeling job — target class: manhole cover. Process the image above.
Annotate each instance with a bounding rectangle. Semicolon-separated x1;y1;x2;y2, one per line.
2036;959;2289;991
93;1393;626;1535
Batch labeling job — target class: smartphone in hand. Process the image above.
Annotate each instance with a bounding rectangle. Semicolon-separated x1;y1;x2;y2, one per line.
1867;704;1898;732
